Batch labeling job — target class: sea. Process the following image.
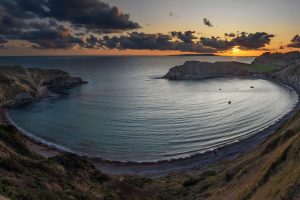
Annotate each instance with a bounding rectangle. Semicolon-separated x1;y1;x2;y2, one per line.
0;55;297;162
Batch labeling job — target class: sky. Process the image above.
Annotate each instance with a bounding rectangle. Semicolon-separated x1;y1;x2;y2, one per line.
0;0;299;56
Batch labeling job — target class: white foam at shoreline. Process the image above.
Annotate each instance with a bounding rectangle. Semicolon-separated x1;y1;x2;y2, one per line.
5;110;73;154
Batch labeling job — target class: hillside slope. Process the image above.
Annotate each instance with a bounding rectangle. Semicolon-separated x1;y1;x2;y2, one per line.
157;110;300;200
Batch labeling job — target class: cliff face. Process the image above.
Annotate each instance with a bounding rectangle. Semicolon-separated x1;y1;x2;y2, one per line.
252;51;300;67
163;61;251;80
163;51;300;82
271;60;300;92
0;66;86;107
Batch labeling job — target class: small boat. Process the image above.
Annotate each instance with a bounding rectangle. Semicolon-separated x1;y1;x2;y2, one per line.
228;101;231;104
219;88;222;91
250;86;254;88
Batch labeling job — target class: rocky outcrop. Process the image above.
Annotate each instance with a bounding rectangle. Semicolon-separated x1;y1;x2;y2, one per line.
0;66;87;107
252;51;300;67
163;51;300;81
163;61;251;80
271;60;300;92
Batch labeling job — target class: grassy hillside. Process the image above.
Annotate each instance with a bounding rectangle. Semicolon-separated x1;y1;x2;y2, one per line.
242;63;280;73
0;124;158;200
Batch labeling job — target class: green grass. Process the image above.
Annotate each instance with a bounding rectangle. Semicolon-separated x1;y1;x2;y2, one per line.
243;63;280;73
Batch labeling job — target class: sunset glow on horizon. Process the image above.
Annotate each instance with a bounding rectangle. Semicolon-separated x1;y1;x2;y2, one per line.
0;0;299;56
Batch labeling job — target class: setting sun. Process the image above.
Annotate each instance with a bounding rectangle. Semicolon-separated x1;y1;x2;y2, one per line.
232;46;240;55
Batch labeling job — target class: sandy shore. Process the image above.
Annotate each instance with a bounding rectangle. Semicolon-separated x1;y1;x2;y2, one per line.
2;80;300;177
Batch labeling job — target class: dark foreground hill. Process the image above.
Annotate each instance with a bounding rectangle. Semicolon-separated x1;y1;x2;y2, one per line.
1;52;300;200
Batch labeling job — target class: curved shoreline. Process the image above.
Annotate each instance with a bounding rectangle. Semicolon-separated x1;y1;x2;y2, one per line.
3;77;299;177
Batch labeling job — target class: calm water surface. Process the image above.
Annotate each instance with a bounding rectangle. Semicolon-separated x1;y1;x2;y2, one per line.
0;56;297;162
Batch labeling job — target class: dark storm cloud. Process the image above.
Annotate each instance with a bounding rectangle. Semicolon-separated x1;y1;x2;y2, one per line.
0;11;28;35
225;32;236;37
83;31;275;53
45;0;141;31
232;32;274;50
288;35;300;48
1;0;140;32
203;18;214;27
200;32;274;50
84;35;102;48
171;31;197;43
0;0;46;19
0;0;140;49
28;21;58;30
91;32;217;53
0;0;276;52
19;26;84;49
200;36;233;50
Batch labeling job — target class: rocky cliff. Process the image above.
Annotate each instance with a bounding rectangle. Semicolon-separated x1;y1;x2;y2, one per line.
163;51;300;82
271;60;300;92
252;51;300;67
0;66;87;107
163;61;251;80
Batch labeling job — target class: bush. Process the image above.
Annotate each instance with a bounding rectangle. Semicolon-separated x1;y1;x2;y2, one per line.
0;158;24;173
183;177;199;187
125;177;152;188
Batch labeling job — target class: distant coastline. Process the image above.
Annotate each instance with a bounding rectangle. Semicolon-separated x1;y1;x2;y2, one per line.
169;53;218;56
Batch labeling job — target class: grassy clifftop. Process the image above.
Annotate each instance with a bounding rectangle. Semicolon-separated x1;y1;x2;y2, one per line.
0;66;86;107
164;51;300;80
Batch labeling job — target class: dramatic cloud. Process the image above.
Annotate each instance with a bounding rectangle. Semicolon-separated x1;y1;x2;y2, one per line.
84;35;102;48
82;31;275;53
0;0;140;49
203;18;213;27
232;32;274;50
0;11;27;35
19;26;84;49
46;0;141;31
225;32;236;37
200;37;233;50
288;35;300;48
0;0;276;53
200;32;274;50
171;31;197;43
89;32;217;53
0;0;140;32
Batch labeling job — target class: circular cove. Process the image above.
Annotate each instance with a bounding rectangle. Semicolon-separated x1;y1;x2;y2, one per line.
7;78;298;162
